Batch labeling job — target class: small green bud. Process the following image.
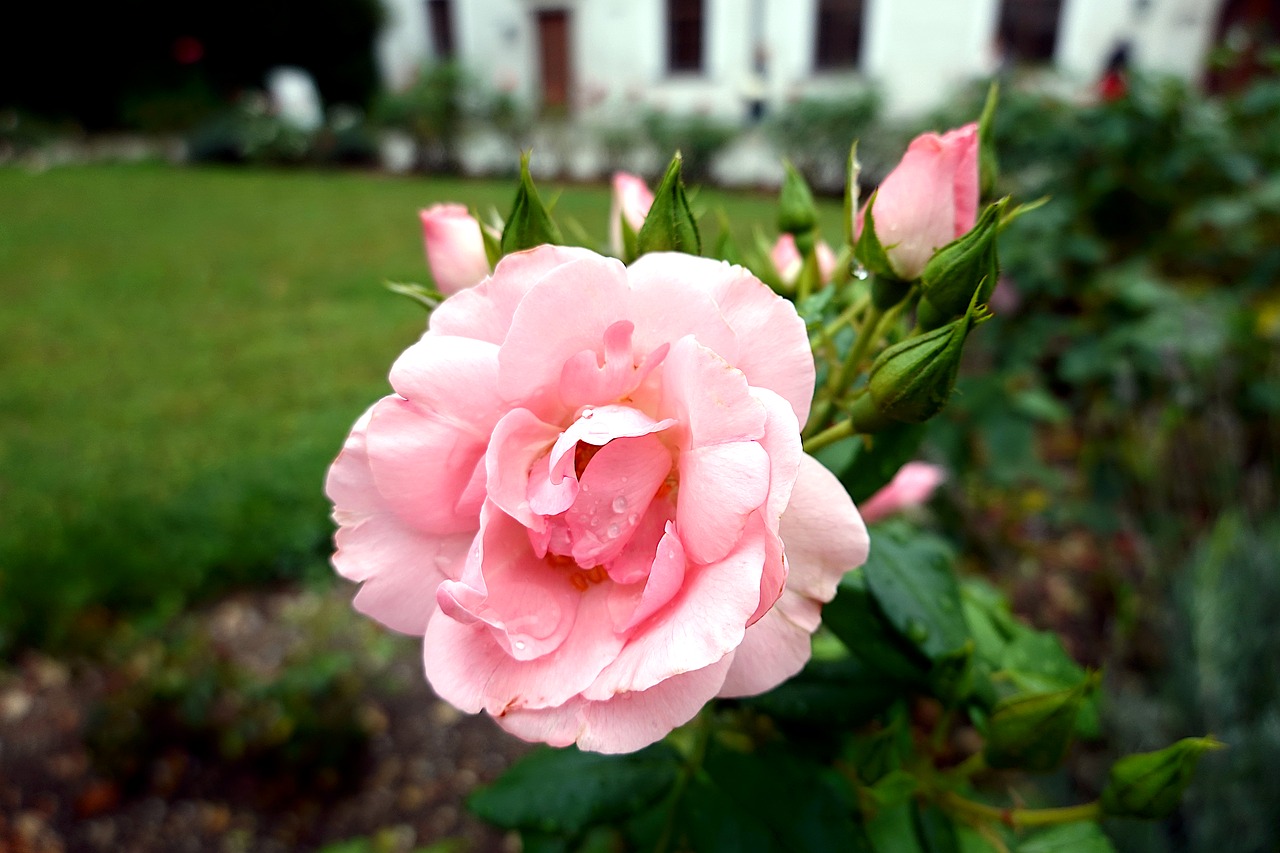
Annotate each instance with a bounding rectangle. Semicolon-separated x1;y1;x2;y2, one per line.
917;198;1007;330
778;160;819;236
500;152;563;255
984;673;1098;772
978;81;1000;198
1100;736;1225;819
636;153;701;257
867;290;991;423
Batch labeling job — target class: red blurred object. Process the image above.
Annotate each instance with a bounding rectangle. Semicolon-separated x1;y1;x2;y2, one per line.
173;36;204;65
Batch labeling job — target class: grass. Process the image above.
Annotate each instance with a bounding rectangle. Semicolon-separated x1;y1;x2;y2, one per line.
0;163;840;654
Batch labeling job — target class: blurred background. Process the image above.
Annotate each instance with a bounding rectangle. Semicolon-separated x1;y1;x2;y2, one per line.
2;0;1279;851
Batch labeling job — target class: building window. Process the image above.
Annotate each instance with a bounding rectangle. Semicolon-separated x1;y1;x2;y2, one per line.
814;0;864;70
997;0;1063;63
427;0;455;59
667;0;704;73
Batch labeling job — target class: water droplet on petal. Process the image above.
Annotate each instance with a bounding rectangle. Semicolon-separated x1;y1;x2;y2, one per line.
612;496;628;513
514;640;526;651
606;523;621;539
853;262;869;280
628;513;638;525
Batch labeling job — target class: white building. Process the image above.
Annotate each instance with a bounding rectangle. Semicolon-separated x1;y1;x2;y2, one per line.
375;0;1229;120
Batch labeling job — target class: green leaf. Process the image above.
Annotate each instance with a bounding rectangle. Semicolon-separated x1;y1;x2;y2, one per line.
384;280;443;311
779;159;819;235
914;802;960;853
681;740;868;852
824;570;932;685
500;151;563;255
745;657;901;729
865;800;926;853
636;153;701;256
1018;822;1116;853
862;524;970;662
467;744;680;836
855;192;899;284
1099;736;1225;819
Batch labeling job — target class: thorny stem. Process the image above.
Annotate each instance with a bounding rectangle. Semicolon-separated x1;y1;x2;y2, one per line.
938;791;1102;829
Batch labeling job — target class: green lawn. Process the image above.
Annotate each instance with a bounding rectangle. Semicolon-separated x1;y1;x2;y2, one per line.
0;163;838;654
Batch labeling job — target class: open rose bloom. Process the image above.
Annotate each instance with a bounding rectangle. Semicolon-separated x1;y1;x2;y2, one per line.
327;246;868;753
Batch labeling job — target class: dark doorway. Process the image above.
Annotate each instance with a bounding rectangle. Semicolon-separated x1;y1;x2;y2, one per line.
537;9;572;111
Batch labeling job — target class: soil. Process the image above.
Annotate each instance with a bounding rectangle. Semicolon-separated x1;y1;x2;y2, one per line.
0;589;532;853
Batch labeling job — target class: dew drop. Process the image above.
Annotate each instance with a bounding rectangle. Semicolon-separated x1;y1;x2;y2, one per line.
628;513;639;525
611;496;628;513
606;523;621;539
853;262;869;281
514;640;527;651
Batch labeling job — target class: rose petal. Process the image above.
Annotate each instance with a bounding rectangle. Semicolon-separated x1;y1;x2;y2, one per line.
565;433;672;568
780;454;870;603
484;409;561;529
675;441;770;565
716;588;821;698
496;655;733;754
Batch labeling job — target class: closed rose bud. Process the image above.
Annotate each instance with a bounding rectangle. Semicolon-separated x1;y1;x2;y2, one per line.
854;124;979;281
419;204;492;295
770;234;838;290
1101;737;1225;819
858;462;947;524
609;171;654;260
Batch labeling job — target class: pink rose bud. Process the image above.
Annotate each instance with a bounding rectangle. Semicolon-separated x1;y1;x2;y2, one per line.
770;233;839;289
419;204;492;295
856;123;979;281
327;247;869;754
858;462;947;524
609;171;655;257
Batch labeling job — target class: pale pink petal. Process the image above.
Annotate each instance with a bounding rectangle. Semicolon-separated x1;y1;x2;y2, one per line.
716;588;820;698
423;579;625;715
419;204;491;295
634;255;814;427
859;461;947;524
484;409;561;529
771;234;803;284
816;241;839;284
605;496;675;586
779;454;869;603
497;254;632;403
581;520;767;700
625;255;739;365
566;434;672;568
658;335;767;449
616;521;686;632
387;336;504;433
363;396;487;534
436;506;578;661
675;441;770;565
547;404;676;484
497;655;733;754
429;245;599;343
326;405;383;520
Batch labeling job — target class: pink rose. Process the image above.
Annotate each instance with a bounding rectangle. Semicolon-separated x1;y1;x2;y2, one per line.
608;172;655;257
326;246;868;753
858;462;946;524
855;123;979;281
770;233;839;289
419;204;492;295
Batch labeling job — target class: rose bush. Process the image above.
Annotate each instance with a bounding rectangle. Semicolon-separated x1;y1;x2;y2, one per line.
326;246;868;753
855;123;979;281
419;203;491;295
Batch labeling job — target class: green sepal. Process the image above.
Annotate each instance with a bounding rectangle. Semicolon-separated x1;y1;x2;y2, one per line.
636;152;701;257
779;159;819;236
620;209;640;263
855;193;901;283
917;198;1008;330
500;151;563;255
983;673;1099;772
843;141;861;251
977;81;999;198
868;287;991;424
384;280;443;311
478;207;501;267
1099;736;1225;819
